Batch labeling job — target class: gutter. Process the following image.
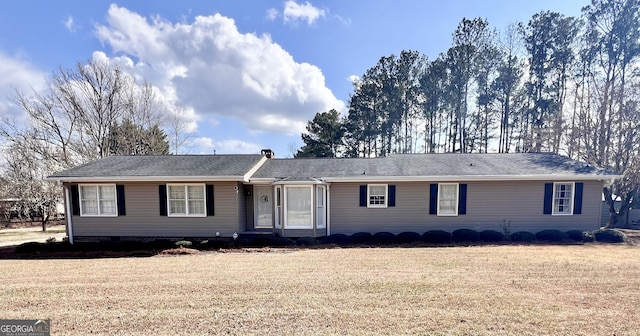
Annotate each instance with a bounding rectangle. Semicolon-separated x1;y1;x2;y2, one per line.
45;175;247;183
322;174;625;183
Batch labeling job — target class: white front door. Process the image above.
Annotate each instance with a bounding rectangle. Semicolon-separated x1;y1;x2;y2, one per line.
254;186;273;228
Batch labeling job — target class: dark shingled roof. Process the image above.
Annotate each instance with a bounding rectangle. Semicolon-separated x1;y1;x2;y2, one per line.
252;153;615;180
49;154;263;178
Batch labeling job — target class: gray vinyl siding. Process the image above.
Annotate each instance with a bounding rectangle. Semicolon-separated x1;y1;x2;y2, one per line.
70;181;242;238
329;180;603;235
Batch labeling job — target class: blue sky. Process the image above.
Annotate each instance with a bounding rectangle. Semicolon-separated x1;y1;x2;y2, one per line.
0;1;588;157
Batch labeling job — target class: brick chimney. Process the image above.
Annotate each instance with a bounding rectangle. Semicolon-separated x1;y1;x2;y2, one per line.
261;149;274;158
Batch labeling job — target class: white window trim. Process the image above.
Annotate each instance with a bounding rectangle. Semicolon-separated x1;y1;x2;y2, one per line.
316;185;326;229
79;184;118;217
274;186;282;229
367;184;388;208
437;183;459;217
167;183;207;218
284;185;314;229
552;182;574;216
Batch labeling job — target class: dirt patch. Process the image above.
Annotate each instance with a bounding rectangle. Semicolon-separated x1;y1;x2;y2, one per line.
158;247;201;255
618;228;640;245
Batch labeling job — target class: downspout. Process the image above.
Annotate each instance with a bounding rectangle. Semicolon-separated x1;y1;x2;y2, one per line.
63;183;74;244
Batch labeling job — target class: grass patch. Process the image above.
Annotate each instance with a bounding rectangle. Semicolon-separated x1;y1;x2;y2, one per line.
0;245;639;335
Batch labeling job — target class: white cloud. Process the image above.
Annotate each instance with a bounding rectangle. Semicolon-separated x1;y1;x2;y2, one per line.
188;137;260;154
265;8;279;21
283;1;326;25
334;14;352;27
95;5;344;136
64;16;77;32
0;52;46;121
347;75;360;83
214;140;261;154
190;137;215;152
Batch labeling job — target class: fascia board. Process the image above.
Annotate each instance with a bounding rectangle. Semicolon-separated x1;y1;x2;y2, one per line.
322;174;624;182
45;176;246;183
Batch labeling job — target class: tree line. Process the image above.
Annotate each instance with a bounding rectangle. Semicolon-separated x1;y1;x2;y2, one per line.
296;0;640;227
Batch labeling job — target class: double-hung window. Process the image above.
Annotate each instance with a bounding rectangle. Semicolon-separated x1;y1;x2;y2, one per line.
437;183;458;216
168;184;206;217
79;184;117;216
552;182;574;215
367;184;388;208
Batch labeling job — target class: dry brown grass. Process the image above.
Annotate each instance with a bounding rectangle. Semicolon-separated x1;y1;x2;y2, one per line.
1;245;639;335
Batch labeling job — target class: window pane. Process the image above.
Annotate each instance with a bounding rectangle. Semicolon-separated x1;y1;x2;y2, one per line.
80;186;98;215
286;187;311;228
553;183;572;214
368;185;386;206
438;184;458;215
99;186;115;200
189;200;205;215
81;200;98;215
98;186;116;215
188;186;204;200
170;200;186;214
100;200;116;215
169;186;185;199
80;186;97;200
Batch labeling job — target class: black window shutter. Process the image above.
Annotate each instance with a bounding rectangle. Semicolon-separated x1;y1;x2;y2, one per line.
359;185;367;207
543;183;553;214
388;185;396;207
159;185;167;216
429;184;437;215
573;182;583;214
206;184;215;216
458;184;467;215
70;185;80;216
116;185;126;216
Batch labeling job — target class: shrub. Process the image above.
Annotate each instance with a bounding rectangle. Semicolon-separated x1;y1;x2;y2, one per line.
592;229;627;243
565;230;586;242
270;237;295;247
16;242;44;254
147;239;174;250
535;230;568;242
174;240;193;248
296;237;319;246
479;230;504;242
396;232;422;244
510;231;535;242
324;234;351;246
372;232;396;245
237;236;267;247
582;231;595;242
422;230;452;244
200;238;233;250
351;232;373;244
452;229;480;243
46;237;57;244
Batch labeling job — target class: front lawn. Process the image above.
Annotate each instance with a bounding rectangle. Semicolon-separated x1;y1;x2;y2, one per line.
1;245;638;335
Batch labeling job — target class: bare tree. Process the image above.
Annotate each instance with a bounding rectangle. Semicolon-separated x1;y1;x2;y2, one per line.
0;57;170;230
166;105;195;154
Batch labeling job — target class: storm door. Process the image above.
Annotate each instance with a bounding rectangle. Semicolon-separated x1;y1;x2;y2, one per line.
254;186;273;228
